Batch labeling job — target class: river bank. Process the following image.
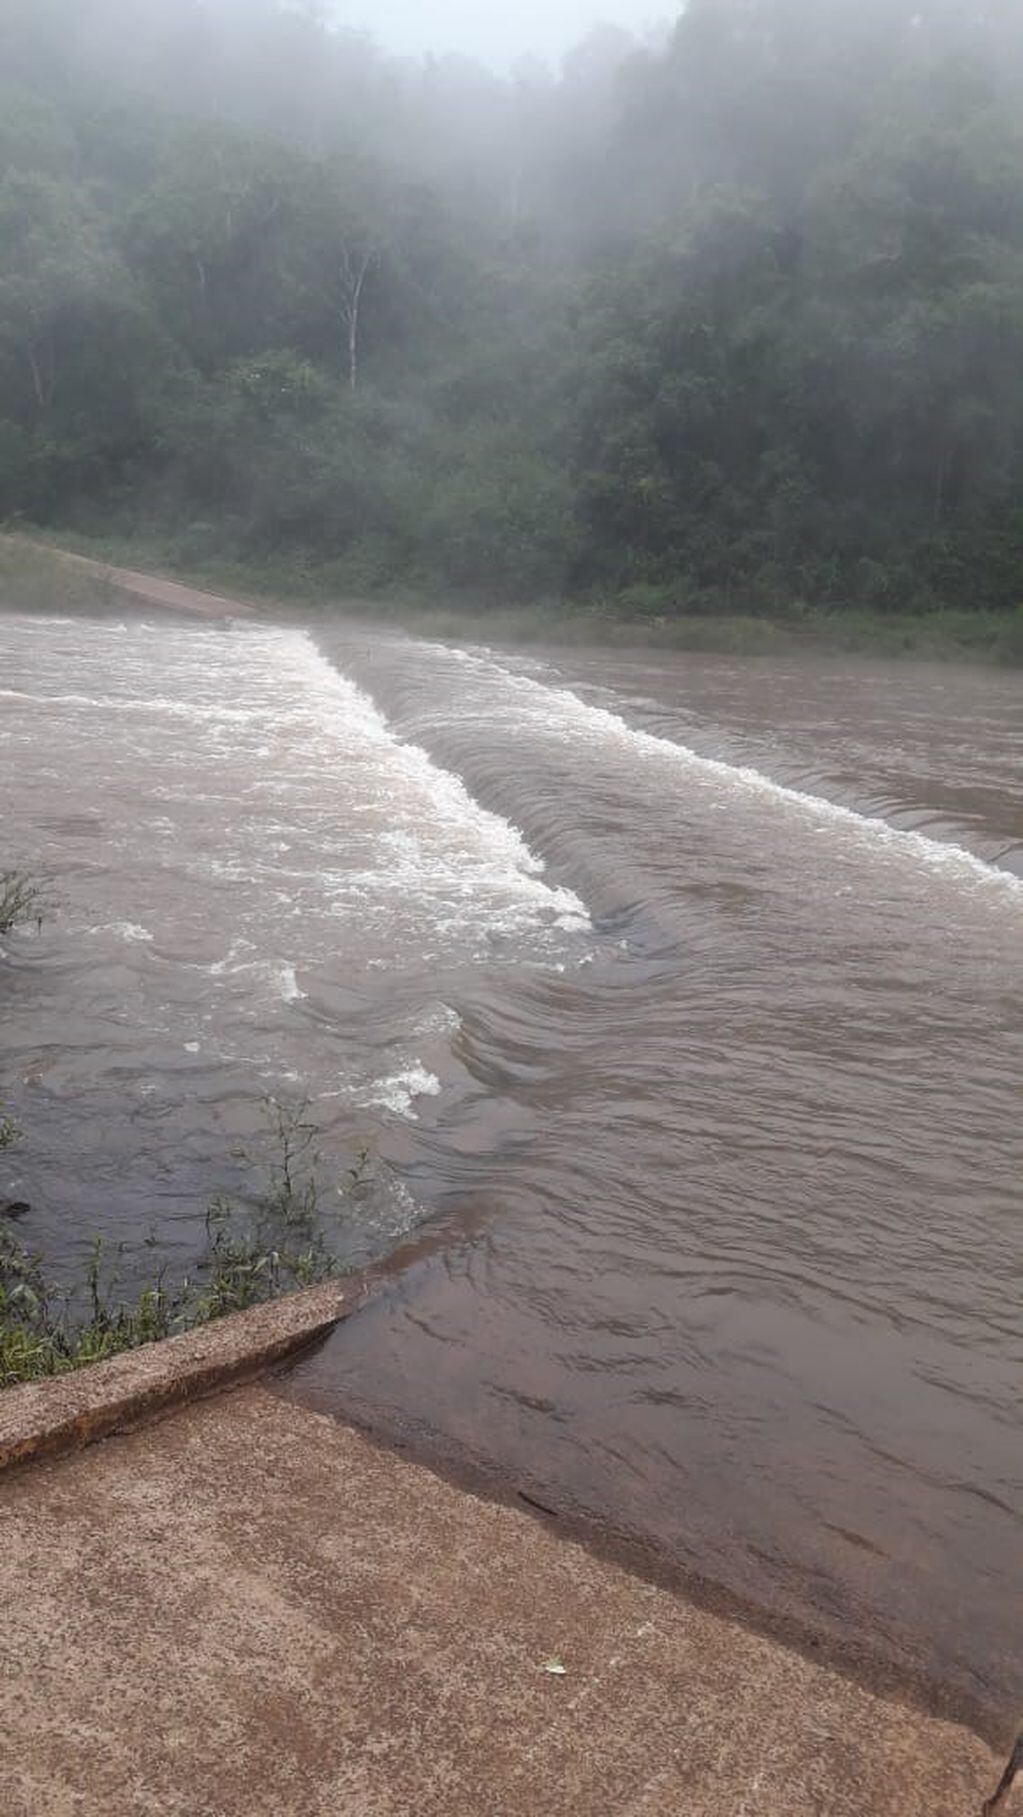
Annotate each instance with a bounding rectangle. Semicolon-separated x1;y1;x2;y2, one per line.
7;529;1023;663
0;535;256;622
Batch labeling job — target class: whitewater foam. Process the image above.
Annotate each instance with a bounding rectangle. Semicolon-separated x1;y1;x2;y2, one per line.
272;630;591;944
275;964;304;1003
368;1063;443;1119
437;648;1023;902
90;920;153;943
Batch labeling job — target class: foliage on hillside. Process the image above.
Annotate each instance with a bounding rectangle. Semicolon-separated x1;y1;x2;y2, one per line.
1;0;1023;622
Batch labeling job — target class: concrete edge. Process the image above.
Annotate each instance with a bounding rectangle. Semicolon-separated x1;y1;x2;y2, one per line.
0;1279;365;1474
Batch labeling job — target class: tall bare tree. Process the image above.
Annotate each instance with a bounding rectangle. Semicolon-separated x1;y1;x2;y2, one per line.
338;238;375;391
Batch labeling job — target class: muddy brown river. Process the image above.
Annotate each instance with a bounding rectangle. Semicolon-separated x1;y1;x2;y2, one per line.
1;608;1020;1729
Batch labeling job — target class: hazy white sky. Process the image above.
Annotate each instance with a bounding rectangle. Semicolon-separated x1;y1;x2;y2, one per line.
333;2;672;71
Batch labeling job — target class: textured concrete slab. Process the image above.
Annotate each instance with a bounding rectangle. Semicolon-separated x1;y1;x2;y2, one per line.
0;1384;1009;1816
0;1282;354;1471
83;555;257;618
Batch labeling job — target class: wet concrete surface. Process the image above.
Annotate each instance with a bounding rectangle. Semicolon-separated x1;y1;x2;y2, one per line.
0;1384;1009;1816
0;1281;356;1471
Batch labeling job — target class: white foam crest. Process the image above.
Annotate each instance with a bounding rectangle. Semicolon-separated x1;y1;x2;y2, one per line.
275;963;304;1002
367;1062;443;1120
89;920;153;943
0;687;260;724
207;938;255;975
452;653;1023;902
273;630;591;934
416;1002;462;1038
203;947;305;1003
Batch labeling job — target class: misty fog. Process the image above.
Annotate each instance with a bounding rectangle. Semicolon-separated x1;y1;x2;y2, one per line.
334;0;669;71
0;0;1022;643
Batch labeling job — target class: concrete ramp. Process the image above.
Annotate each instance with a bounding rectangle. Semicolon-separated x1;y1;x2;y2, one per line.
0;1384;1005;1816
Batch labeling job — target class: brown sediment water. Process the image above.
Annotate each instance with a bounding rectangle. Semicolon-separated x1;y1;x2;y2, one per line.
1;603;1020;1731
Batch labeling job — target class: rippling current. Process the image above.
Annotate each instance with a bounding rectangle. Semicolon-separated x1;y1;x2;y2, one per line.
2;609;1021;1727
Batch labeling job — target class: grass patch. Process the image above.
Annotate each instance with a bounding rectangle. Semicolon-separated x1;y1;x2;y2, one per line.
792;604;1023;663
7;527;1023;663
0;1098;365;1389
367;600;794;654
319;594;1023;662
0;535;123;615
1;870;43;1168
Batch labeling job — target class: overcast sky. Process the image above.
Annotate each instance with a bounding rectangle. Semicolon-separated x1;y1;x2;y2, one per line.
333;3;673;71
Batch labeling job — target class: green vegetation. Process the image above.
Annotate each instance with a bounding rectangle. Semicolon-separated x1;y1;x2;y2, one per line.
0;870;355;1389
0;870;49;936
2;2;1023;640
0;873;40;1174
0;538;119;614
0;1098;358;1388
19;527;1023;664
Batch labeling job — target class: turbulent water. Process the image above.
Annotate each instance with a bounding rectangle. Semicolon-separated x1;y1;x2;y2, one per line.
2;609;1021;1726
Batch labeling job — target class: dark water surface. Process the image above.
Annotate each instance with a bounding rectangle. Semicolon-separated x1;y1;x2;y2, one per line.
2;611;1021;1725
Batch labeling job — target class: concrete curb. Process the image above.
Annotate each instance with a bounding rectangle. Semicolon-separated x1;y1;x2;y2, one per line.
0;1280;360;1474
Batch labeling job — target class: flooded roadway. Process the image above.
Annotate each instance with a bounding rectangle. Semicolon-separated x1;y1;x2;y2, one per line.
2;608;1020;1727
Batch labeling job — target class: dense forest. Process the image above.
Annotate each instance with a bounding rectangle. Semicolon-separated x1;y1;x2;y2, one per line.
3;0;1023;624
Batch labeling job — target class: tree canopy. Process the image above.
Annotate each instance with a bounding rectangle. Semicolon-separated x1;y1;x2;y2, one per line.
2;0;1023;618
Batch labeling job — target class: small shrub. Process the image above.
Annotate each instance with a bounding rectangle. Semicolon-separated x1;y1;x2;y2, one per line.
0;1096;364;1388
0;872;47;936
